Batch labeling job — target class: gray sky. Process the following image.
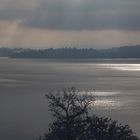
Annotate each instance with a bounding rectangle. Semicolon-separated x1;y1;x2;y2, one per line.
0;0;140;49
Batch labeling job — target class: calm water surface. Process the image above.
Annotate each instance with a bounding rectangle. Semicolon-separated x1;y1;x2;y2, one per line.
0;58;140;140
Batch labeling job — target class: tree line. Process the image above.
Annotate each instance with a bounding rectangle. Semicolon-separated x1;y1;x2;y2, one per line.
1;45;140;58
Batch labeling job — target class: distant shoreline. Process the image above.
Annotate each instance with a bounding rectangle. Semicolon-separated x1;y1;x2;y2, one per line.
0;57;9;59
1;45;140;59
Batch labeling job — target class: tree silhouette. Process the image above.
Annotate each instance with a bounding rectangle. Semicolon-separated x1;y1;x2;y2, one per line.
44;87;94;140
41;87;139;140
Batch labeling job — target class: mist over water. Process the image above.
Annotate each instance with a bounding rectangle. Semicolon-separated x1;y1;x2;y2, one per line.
0;59;140;140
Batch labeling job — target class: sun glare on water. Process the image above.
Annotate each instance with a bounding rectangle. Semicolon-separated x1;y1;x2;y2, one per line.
99;64;140;71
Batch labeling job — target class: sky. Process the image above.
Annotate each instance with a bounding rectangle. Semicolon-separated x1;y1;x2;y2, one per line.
0;0;140;49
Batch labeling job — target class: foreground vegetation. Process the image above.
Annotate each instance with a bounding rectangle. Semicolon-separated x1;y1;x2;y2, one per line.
40;87;139;140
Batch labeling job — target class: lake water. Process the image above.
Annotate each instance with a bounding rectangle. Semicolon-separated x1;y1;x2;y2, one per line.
0;58;140;140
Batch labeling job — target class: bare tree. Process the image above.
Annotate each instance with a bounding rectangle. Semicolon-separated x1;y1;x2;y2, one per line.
45;87;94;140
41;87;139;140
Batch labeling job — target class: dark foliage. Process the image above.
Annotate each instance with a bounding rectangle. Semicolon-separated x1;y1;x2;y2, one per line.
9;45;140;59
41;87;139;140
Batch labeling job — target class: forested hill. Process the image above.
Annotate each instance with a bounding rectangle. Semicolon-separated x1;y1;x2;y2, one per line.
101;45;140;58
1;45;140;58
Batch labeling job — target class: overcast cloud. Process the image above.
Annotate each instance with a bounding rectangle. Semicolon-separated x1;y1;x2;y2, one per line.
0;0;140;48
0;0;140;31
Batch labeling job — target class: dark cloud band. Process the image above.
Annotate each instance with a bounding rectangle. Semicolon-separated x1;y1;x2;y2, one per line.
1;0;140;31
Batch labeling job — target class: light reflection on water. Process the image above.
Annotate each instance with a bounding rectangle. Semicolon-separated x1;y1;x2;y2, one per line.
0;59;140;139
0;78;19;83
98;64;140;71
79;91;122;109
0;77;21;87
80;91;119;96
94;100;121;108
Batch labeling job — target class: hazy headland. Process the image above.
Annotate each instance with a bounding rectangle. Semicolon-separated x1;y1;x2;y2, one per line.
1;45;140;59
